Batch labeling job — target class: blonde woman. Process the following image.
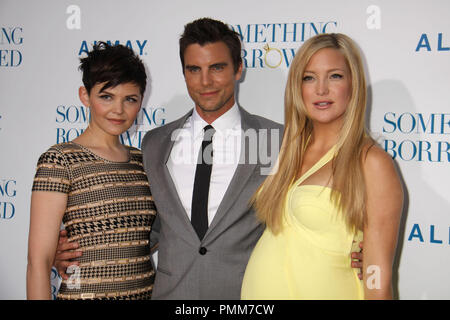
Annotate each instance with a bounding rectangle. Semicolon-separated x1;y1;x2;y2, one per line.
241;33;403;299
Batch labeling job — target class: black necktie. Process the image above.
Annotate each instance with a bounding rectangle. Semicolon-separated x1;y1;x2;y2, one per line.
191;125;215;241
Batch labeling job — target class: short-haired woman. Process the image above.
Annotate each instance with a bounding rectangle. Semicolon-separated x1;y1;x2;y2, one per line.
27;42;156;300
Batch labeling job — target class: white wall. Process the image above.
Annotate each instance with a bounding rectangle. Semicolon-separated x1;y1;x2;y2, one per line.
1;0;449;299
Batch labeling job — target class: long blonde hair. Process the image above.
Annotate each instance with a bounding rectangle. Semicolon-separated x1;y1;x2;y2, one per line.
254;33;372;234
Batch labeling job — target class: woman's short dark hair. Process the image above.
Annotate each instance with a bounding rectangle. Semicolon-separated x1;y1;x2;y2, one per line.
79;42;147;96
179;18;243;74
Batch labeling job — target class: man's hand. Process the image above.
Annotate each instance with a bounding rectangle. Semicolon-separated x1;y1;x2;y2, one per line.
351;241;363;280
54;230;82;280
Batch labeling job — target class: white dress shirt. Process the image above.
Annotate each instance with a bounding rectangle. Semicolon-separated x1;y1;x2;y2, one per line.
167;104;242;225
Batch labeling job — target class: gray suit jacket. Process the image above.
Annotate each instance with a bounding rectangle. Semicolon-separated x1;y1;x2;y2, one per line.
141;106;283;299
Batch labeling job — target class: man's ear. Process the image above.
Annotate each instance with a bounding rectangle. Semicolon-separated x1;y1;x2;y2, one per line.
79;86;90;107
235;62;244;82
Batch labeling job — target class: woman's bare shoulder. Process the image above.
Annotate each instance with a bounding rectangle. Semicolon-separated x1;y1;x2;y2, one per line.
362;141;403;216
361;140;395;174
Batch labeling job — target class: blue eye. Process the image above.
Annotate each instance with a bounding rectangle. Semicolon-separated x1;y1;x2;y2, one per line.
330;73;343;79
211;64;225;71
126;97;138;103
302;75;314;81
186;66;200;73
100;94;112;100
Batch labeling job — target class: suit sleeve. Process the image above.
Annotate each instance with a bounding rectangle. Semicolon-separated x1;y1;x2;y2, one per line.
141;130;160;251
150;214;160;252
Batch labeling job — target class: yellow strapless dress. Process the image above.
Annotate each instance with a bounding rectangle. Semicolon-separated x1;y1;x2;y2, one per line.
241;146;363;300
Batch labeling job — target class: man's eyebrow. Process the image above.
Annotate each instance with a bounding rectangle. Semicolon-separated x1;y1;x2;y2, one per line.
209;62;228;68
185;64;199;69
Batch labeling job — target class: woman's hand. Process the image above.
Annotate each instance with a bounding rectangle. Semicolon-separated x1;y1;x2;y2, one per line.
54;230;82;280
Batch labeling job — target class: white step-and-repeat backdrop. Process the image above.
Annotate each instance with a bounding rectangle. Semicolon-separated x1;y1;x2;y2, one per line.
1;0;449;299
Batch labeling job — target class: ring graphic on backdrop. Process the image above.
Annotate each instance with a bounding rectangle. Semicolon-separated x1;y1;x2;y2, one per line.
263;44;283;69
232;21;338;69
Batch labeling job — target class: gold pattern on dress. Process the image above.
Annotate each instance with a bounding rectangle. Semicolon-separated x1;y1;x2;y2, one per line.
36;163;66;170
72;169;146;182
71;159;141;169
66;196;153;212
69;227;151;242
33;176;70;185
64;210;156;227
73;239;149;252
78;255;151;268
57;285;153;300
61;271;154;285
69;181;150;196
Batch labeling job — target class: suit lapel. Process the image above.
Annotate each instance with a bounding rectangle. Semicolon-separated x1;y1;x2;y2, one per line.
151;110;201;243
205;107;260;236
154;110;192;190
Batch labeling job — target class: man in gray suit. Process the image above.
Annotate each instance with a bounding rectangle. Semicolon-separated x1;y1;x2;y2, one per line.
142;18;283;299
55;18;363;300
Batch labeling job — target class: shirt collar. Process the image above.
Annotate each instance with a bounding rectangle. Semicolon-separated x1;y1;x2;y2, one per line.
190;103;241;139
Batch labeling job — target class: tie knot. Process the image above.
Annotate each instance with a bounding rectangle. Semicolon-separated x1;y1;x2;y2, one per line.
203;125;215;141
